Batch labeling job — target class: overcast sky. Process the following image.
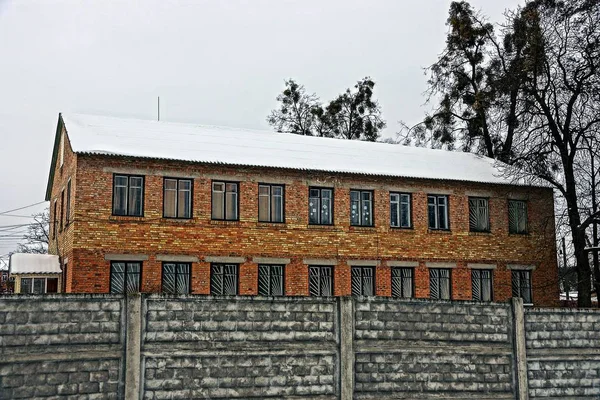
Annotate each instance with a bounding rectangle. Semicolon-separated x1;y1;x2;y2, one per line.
0;0;522;261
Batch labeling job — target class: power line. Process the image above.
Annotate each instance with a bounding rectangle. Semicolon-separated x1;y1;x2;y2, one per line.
0;214;37;218
0;201;47;216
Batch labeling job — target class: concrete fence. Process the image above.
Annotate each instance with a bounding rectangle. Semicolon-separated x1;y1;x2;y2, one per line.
1;294;599;399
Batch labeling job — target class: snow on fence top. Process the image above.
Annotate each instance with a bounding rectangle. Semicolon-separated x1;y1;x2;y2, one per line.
62;113;522;186
9;253;61;274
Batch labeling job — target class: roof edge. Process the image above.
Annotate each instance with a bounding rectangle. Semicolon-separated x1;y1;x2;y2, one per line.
45;113;64;201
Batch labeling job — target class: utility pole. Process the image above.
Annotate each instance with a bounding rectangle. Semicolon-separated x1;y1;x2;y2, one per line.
590;139;599;306
563;237;569;300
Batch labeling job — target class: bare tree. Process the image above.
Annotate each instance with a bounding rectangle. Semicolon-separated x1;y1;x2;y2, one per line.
16;208;50;254
267;79;321;136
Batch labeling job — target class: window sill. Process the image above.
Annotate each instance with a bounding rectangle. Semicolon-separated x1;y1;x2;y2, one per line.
210;220;241;226
162;218;196;224
469;231;491;236
349;225;376;231
509;232;530;236
428;229;451;234
307;224;335;230
109;215;145;222
390;226;413;231
257;222;287;228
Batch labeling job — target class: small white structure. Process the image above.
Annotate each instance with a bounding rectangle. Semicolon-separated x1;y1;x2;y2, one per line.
9;253;62;294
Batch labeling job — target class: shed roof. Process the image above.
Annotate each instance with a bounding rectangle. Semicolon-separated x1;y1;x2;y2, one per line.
9;253;61;275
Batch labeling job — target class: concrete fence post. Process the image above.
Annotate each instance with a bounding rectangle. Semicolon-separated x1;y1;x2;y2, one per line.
339;296;354;400
512;297;529;400
125;293;142;400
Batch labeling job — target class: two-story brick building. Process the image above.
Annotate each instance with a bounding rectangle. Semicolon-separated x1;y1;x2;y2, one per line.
46;113;559;306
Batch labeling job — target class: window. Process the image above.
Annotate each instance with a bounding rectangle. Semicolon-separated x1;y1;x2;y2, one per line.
390;193;411;228
212;181;238;220
391;267;414;298
350;190;373;226
210;263;238;295
469;197;490;232
66;179;71;225
20;278;49;294
162;263;191;294
430;268;451;300
472;269;493;301
258;184;284;223
428;195;449;230
113;175;144;216
164;178;192;219
351;266;375;296
309;187;333;225
60;190;64;232
309;266;333;296
509;200;528;234
512;270;532;304
258;264;284;296
52;200;57;238
110;262;142;294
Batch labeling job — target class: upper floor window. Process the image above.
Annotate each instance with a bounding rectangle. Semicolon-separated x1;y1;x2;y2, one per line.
110;262;141;294
509;200;528;234
512;270;532;304
52;200;57;238
259;184;284;223
258;264;284;296
113;175;144;217
469;197;490;232
428;195;449;230
350;190;373;226
391;267;414;298
351;266;375;296
212;181;238;220
309;265;333;296
430;268;451;300
390;193;411;228
472;269;493;301
66;179;71;225
163;178;192;219
60;190;64;232
210;263;238;295
309;187;333;225
162;262;191;294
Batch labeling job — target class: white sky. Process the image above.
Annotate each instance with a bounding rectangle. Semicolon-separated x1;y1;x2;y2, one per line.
0;0;522;260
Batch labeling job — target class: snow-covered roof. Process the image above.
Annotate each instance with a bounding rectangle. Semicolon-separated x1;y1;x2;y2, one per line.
60;113;523;186
9;253;61;275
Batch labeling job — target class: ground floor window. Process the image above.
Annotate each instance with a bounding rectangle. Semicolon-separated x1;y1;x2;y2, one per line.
351;266;375;296
210;263;238;295
162;262;191;294
258;264;284;296
472;269;493;301
391;267;413;298
430;268;451;300
20;277;58;294
309;266;333;296
110;262;142;294
512;270;532;304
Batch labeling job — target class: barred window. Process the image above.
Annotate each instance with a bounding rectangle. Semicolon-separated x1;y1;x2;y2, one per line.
509;200;528;234
212;181;238;220
512;270;532;303
428;195;449;230
259;184;284;223
110;262;141;294
309;266;333;296
258;264;284;296
472;269;493;301
350;190;373;226
162;263;191;294
113;175;144;216
164;178;192;219
390;193;411;228
210;263;238;295
430;268;451;300
309;188;333;225
351;266;375;296
391;267;413;298
469;197;490;232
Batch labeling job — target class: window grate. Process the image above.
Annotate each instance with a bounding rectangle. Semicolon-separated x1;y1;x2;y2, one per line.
351;266;375;296
258;265;284;296
472;269;493;301
309;266;333;296
509;200;528;234
211;263;238;295
162;263;191;294
430;268;451;300
469;197;490;232
391;267;413;298
512;270;532;303
110;262;141;294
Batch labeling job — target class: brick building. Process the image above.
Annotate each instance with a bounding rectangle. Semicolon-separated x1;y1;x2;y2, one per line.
46;113;559;306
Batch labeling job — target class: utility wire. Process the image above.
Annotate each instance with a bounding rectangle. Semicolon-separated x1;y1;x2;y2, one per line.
0;201;47;216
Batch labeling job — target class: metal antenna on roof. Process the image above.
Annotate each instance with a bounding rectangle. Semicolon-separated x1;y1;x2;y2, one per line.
158;97;160;121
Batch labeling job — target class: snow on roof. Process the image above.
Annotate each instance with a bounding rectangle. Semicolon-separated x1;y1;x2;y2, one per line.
9;253;61;275
61;113;523;185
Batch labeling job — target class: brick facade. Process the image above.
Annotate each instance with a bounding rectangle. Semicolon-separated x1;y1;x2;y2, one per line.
48;128;560;306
